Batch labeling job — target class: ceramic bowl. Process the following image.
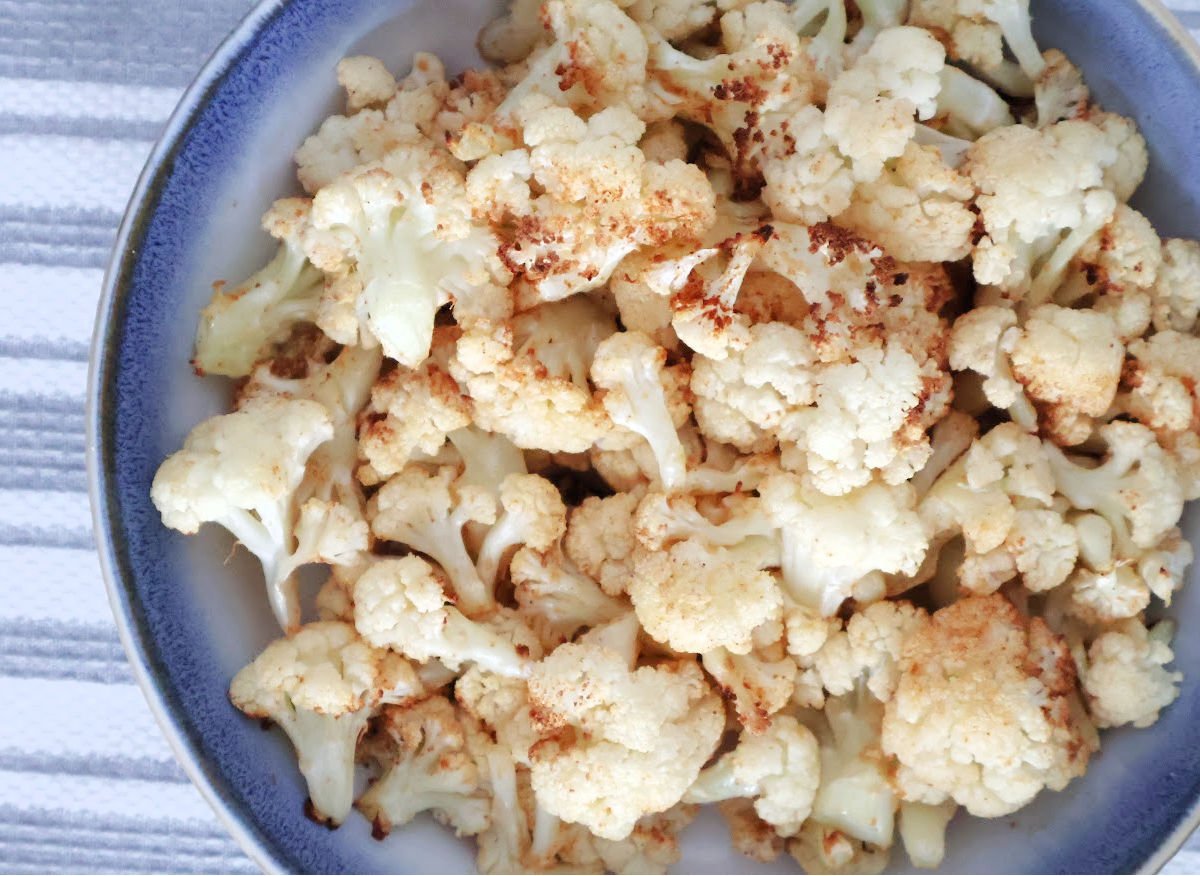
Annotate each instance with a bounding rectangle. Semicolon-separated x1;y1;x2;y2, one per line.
88;0;1200;871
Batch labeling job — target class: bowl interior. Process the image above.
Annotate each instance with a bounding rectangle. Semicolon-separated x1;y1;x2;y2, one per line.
92;0;1200;872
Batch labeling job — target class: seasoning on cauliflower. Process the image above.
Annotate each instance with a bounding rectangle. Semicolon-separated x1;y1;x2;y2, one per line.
228;621;421;825
882;595;1098;817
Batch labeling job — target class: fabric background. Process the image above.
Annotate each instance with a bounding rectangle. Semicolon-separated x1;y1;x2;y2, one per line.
2;0;1200;872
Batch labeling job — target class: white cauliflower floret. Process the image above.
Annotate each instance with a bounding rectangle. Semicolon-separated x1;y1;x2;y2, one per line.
337;55;397;112
836;141;975;263
946;305;1037;431
823;27;945;183
1008;304;1125;446
816;600;931;701
591;331;692;490
761;474;928;617
908;0;1045;95
564;491;641;596
151;398;334;631
456;665;541;768
352;556;529;677
368;466;498;615
510;546;628;647
526;616;724;840
882;595;1097;817
691;321;818;453
1150;238;1200;333
193;199;323;377
496;0;665;123
1082;619;1181;729
920;423;1080;594
1044;421;1184;554
228;621;420;825
1120;330;1200;441
966;121;1118;298
702;639;798;733
645;2;814;193
468;101;714;304
356;696;489;837
685;715;820;835
475;474;567;590
788;821;891;875
449;296;616;453
358;327;470;480
304;143;510;367
631;536;783;655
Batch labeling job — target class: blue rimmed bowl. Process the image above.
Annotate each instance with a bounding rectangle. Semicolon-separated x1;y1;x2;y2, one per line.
87;0;1200;871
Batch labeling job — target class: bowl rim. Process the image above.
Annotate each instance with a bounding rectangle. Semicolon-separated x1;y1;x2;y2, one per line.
86;0;1200;873
86;0;291;871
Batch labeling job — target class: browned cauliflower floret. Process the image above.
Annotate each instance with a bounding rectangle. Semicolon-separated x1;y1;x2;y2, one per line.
882;595;1098;817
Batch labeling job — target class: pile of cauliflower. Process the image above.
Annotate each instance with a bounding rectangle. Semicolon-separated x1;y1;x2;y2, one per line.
150;0;1200;871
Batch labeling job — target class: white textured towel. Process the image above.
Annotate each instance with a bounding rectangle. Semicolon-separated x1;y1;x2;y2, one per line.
4;1;1200;873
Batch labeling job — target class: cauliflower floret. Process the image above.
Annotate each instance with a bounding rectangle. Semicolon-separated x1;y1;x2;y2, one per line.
836;141;975;262
526;616;724;839
816;600;931;701
510;546;628;647
357;696;489;837
908;0;1045;95
1120;330;1200;441
475;474;567;590
468;101;714;305
761;474;928;617
368;466;499;615
685;715;820;836
591;331;692;490
691;321;818;453
229;621;421;825
353;556;529;677
193;200;324;377
1081;619;1181;729
630;537;783;655
920;423;1080;594
564;491;641;596
304;143;510;367
788;821;891;875
645;2;814;194
1008;304;1125;446
1044;421;1184;554
823;27;945;183
151;398;335;631
702;639;798;733
1150;238;1200;333
496;0;665;123
966;121;1119;298
882;595;1097;817
358;327;471;480
449;296;616;453
337;55;397;112
718;798;786;864
946;305;1036;430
